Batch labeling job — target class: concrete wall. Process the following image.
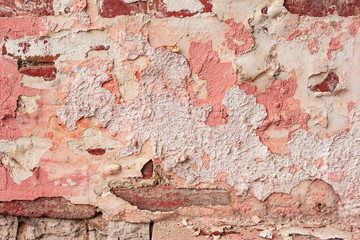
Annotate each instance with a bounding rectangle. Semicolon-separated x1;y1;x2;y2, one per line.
1;0;360;239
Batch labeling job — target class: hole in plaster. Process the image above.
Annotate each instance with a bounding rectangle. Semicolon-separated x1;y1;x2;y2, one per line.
261;7;268;14
316;202;325;211
149;221;154;240
141;160;153;179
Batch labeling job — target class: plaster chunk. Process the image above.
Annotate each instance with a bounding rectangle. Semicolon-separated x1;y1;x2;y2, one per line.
0;136;52;184
16;95;40;113
259;229;273;239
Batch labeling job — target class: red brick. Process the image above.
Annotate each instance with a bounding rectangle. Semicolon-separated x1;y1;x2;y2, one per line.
85;45;110;58
0;0;54;17
0;197;97;219
87;148;106;155
2;39;60;82
309;71;339;93
19;66;57;81
284;0;360;17
111;186;231;211
100;0;212;18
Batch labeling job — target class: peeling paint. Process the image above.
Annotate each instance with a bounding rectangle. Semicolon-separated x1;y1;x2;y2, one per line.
1;0;360;238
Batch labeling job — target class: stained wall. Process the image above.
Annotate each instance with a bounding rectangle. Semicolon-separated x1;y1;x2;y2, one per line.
1;0;360;239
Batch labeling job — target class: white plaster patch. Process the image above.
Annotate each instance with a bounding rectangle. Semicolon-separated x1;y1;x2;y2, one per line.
235;30;279;81
76;11;90;26
53;0;73;15
57;31;360;217
16;95;40;113
163;0;204;13
0;136;52;184
21;75;60;89
3;31;112;61
57;58;116;131
67;128;124;154
278;226;352;240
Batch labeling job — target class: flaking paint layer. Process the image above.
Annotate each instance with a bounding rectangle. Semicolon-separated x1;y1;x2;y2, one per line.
1;0;360;236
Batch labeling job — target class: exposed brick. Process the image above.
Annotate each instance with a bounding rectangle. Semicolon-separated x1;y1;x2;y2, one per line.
99;0;147;18
16;58;59;82
284;0;360;17
85;45;110;58
0;197;97;219
141;160;153;179
99;0;212;18
0;0;54;17
19;66;57;81
309;71;339;93
3;42;61;81
111;186;231;211
87;148;106;155
88;215;150;239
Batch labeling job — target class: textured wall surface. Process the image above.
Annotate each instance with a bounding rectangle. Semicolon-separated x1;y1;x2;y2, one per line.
1;0;360;239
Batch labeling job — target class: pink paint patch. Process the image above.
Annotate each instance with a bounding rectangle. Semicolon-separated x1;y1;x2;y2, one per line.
73;0;87;11
348;102;356;113
327;34;342;60
348;18;360;37
307;38;320;55
224;18;254;56
0;17;45;138
102;76;121;104
0;166;7;190
0;56;40;140
0;56;24;119
239;74;309;153
0;18;45;40
331;21;341;31
202;152;210;170
285;29;302;41
0;114;31;141
310;21;327;30
315;158;324;169
328;171;344;183
0;161;89;201
289;164;298;174
188;41;236;126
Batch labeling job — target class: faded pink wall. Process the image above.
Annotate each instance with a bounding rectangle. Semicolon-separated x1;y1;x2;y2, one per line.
1;0;360;239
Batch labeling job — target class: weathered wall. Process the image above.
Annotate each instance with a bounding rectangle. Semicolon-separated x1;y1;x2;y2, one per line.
1;0;360;239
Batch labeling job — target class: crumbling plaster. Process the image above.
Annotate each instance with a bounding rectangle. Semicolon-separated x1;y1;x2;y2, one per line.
1;0;360;239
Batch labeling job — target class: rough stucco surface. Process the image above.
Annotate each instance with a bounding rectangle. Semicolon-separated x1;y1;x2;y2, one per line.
2;0;360;239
